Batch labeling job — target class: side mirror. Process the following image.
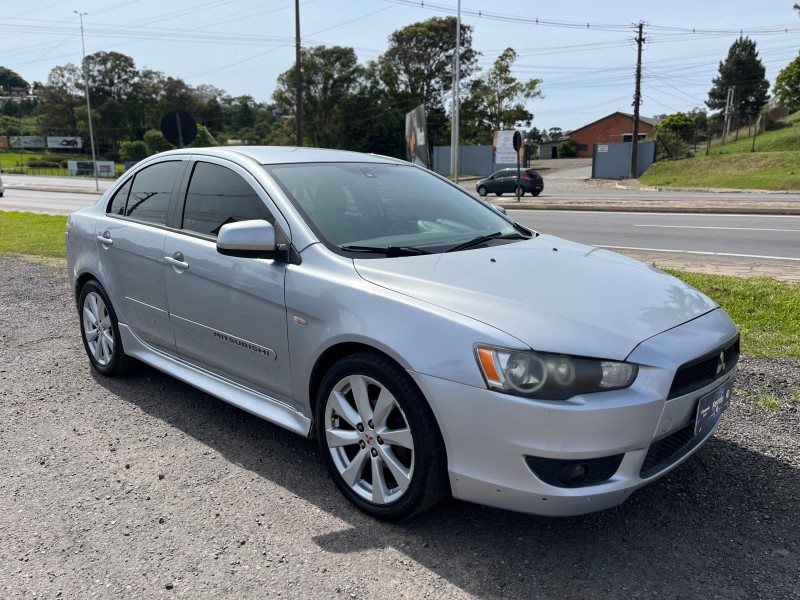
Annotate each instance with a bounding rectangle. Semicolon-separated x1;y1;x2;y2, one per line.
491;204;508;215
217;220;280;259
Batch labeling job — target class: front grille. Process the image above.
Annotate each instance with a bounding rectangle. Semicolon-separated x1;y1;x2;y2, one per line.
668;336;739;400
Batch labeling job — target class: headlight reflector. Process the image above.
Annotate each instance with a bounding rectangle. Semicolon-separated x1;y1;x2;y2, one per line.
475;346;637;400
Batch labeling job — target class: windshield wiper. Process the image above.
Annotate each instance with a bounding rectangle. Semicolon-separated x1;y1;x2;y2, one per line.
444;231;530;253
340;244;431;256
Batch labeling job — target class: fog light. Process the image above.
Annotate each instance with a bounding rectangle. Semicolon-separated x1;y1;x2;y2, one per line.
568;464;588;484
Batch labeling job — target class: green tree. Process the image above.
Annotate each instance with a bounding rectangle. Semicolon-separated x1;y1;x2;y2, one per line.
377;17;478;112
557;139;578;158
274;45;365;148
35;64;82;135
461;48;542;144
656;112;694;138
0;67;29;94
706;37;770;127
773;52;800;113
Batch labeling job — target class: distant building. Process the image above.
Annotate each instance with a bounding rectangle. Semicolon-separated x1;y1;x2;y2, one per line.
568;112;657;159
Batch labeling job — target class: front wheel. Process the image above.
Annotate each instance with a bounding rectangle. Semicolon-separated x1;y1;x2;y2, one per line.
316;352;448;520
477;186;487;197
515;185;525;197
78;281;136;376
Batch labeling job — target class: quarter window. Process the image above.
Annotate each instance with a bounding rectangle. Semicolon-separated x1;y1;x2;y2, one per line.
125;161;181;225
182;162;271;237
107;179;131;215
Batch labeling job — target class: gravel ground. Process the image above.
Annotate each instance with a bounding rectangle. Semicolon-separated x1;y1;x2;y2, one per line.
1;256;798;600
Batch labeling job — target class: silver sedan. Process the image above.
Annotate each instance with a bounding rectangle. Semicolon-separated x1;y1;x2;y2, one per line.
66;147;738;520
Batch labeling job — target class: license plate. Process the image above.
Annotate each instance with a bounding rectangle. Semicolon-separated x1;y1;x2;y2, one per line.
695;378;733;436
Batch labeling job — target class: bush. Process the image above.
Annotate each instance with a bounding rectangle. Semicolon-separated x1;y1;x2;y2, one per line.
119;140;149;162
557;139;578;158
104;151;121;162
27;158;60;168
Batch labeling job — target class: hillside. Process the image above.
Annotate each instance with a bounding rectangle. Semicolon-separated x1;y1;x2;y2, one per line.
640;113;800;190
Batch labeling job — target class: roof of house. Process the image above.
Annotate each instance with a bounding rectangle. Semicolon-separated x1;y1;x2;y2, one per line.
570;111;657;135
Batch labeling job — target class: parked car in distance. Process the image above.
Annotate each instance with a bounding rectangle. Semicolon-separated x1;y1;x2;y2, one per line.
476;168;544;197
66;146;738;521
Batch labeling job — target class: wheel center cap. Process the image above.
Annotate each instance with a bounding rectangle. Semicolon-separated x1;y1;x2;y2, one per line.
364;433;375;446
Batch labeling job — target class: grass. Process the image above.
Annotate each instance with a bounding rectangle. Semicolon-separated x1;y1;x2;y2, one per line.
1;212;798;359
0;211;67;258
707;124;800;156
751;391;782;411
640;151;800;190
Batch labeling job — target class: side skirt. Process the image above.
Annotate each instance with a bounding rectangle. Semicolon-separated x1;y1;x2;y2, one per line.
118;324;312;437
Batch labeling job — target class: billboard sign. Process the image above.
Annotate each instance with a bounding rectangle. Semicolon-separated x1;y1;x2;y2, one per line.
405;104;429;168
10;136;46;149
493;130;525;165
67;160;116;178
47;136;82;149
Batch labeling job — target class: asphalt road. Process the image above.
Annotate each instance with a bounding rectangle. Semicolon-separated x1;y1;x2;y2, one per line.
513;210;800;265
0;188;100;214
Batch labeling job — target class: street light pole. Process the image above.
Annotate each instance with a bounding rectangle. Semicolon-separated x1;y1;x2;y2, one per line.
449;0;461;183
74;10;99;191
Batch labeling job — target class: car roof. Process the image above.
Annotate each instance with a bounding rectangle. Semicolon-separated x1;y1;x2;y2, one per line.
152;146;406;166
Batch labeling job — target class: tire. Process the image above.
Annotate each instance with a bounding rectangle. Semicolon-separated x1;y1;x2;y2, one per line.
315;352;448;520
495;192;503;197
78;280;136;376
515;185;524;198
533;190;541;197
477;186;487;197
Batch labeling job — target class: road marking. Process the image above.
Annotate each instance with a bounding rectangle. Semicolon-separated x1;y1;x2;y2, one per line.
515;209;800;219
597;245;800;262
632;224;800;232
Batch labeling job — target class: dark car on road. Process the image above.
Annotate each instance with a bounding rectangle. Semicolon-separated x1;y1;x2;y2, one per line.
476;168;544;197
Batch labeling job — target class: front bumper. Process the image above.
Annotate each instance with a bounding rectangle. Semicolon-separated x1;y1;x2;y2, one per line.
410;308;739;517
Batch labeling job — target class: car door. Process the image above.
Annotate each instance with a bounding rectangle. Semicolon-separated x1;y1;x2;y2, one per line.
163;158;293;403
96;159;186;354
499;169;516;193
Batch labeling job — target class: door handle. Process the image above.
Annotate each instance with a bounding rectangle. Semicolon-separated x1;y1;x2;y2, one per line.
96;234;113;246
165;253;189;270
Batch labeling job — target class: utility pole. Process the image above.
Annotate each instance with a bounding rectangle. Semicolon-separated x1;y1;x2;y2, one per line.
74;10;99;191
722;86;734;144
449;0;461;182
294;0;302;147
629;21;644;180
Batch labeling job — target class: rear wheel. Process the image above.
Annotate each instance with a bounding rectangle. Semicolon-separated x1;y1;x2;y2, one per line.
316;352;448;520
78;281;136;376
477;186;487;197
533;190;541;197
515;185;525;198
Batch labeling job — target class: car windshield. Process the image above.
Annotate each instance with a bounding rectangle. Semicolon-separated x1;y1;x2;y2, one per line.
265;162;523;254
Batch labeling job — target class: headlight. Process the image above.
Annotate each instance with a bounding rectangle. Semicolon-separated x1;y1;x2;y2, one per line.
475;345;638;401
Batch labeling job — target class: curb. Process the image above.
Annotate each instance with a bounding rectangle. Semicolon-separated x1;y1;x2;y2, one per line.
492;202;800;215
5;185;106;195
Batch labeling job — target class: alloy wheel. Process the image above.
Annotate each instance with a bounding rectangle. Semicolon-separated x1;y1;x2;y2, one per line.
323;374;415;505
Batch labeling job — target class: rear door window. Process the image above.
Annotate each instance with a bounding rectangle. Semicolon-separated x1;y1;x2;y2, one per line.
125;161;182;225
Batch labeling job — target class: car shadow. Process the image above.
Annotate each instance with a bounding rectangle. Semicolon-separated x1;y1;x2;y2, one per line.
92;365;799;599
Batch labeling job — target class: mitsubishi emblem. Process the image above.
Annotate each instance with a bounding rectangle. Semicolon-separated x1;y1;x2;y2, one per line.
716;351;726;375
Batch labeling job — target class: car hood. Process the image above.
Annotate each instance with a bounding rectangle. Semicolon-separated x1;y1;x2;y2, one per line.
353;235;718;360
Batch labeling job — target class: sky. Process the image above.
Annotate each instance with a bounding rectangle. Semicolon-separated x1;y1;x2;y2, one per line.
2;0;799;132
